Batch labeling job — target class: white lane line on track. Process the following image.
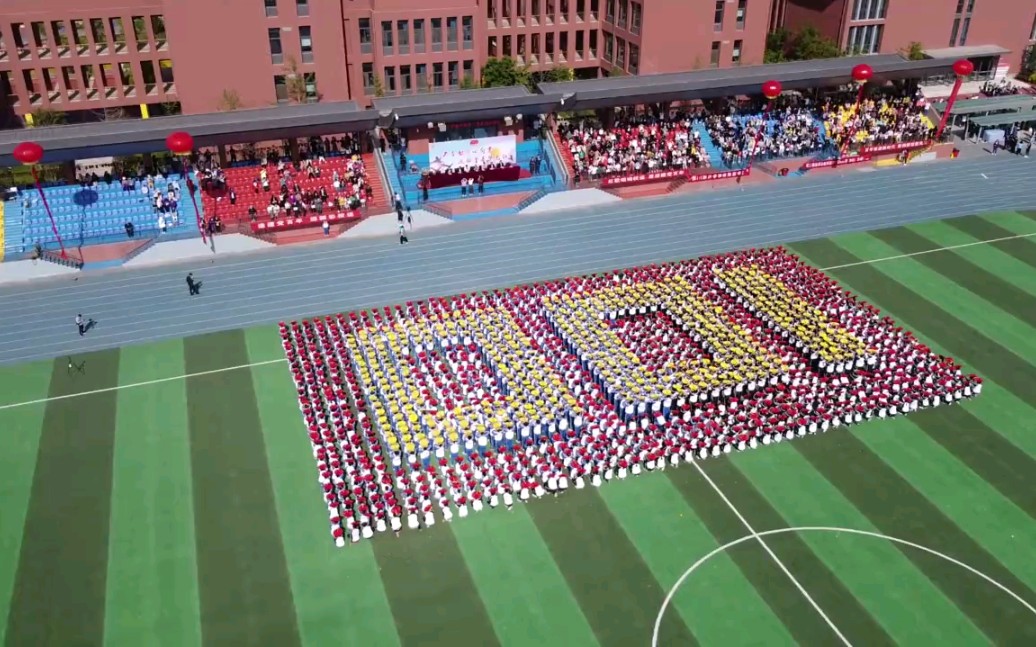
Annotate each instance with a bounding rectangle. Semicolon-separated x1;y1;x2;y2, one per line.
651;525;1036;646
0;230;1033;409
688;462;852;646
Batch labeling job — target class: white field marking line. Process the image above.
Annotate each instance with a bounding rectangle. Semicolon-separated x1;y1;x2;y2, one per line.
651;526;1036;647
0;358;285;412
820;231;1036;270
2;229;1035;407
689;461;853;646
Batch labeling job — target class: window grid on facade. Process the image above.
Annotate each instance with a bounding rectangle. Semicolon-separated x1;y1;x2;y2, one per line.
299;26;313;63
401;64;412;92
414;20;426;53
463;16;473;49
265;0;278;18
448;61;459;88
362;62;374;93
949;0;975;47
618;0;628;29
447;17;458;50
847;23;883;54
732;39;742;65
359;19;372;54
714;0;724;31
416;63;428;92
736;0;747;29
604;32;613;61
431;18;442;52
274;74;288;101
385;66;396;93
850;0;887;22
463;59;473;84
710;40;721;67
628;43;639;73
630;2;641;33
268;27;283;64
606;0;615;23
382;21;393;55
433;62;443;89
296;0;309;17
398;21;410;55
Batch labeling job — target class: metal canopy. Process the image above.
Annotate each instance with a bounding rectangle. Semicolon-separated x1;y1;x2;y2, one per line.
970;111;1036;128
538;55;958;111
932;95;1036;115
373;87;563;128
0;101;379;165
922;44;1010;59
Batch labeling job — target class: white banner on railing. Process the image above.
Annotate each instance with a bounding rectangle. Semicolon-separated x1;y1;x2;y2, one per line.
429;135;517;172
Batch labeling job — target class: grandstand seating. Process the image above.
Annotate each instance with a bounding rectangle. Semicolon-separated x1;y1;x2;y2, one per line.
200;154;386;226
3;175;194;253
381;140;561;205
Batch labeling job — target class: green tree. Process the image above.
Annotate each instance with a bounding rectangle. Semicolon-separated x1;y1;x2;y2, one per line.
903;41;926;61
534;66;574;83
459;74;478;90
372;75;385;98
764;28;790;63
790;26;842;60
30;108;66;127
480;57;531;88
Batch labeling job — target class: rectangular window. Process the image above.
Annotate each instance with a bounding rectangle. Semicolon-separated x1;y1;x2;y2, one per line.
604;33;613;61
432;18;442;51
433;62;443;88
533;0;541;21
628;42;639;73
89;19;107;47
488;0;496;21
959;17;970;45
362;62;374;93
398;20;409;55
851;0;866;21
151;15;167;48
401;64;412;92
732;39;742;64
416;62;428;91
71;20;88;52
518;33;526;58
52;21;69;50
300;26;313;63
710;40;721;67
736;0;747;28
296;0;309;17
268;27;283;64
870;0;886;19
616;37;625;68
140;60;156;91
81;65;95;89
382;21;393;55
359;18;372;54
414;19;426;52
274;74;288;102
447;17;458;50
386;66;396;93
606;0;615;22
110;17;126;51
132;16;148;49
448;61;459;88
949;17;960;46
955;0;965;12
31;21;48;49
462;16;473;49
504;34;512;56
463;59;473;84
589;29;597;57
118;61;134;86
618;0;628;29
304;72;317;101
966;0;975;12
631;2;641;33
265;0;278;18
714;0;724;31
159;58;174;83
532;33;540;55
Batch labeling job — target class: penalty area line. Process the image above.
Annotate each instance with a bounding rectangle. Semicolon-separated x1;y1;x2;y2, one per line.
0;230;1032;412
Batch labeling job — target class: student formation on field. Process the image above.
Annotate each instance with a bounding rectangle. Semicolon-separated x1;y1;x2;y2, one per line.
280;248;980;545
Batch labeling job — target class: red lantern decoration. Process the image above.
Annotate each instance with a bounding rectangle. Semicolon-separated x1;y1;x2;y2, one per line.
165;131;194;156
761;80;783;100
952;59;974;77
851;64;873;83
12;141;44;166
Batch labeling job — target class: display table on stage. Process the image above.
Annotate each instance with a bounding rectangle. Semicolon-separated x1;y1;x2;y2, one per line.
424;165;522;189
251;209;361;234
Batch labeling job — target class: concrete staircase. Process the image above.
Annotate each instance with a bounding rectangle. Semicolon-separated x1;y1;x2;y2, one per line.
360;152;389;209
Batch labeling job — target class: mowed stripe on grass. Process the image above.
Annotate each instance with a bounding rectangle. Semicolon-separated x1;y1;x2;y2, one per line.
790;238;1036;643
244;326;399;647
5;350;121;647
600;474;795;646
104;339;201;647
0;361;54;645
184;331;301;647
730;444;987;645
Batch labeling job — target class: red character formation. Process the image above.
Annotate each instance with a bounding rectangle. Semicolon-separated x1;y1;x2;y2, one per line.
279;248;981;546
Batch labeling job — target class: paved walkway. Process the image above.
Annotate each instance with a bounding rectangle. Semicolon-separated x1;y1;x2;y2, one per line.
342;210;453;239
0;259;79;286
0;154;1032;366
124;234;273;268
521;188;620;214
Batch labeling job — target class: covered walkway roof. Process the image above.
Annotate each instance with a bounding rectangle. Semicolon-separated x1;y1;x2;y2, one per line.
970;111;1036;128
932;95;1036;115
0;101;379;165
922;44;1010;59
537;54;958;110
373;86;563;128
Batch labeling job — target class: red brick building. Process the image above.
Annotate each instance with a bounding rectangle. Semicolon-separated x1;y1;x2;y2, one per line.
0;0;776;124
779;0;1036;79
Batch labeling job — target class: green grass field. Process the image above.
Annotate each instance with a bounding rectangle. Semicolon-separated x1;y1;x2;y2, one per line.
2;211;1036;646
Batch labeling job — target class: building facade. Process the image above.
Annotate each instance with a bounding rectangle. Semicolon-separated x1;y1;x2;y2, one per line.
0;0;777;124
780;0;1036;76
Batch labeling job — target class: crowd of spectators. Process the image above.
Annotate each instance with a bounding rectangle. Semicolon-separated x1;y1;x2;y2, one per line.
704;97;828;167
558;112;713;180
824;91;933;150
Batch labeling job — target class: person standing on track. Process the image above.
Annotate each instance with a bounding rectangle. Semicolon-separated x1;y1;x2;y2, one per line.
186;272;201;296
399;223;408;245
75;313;86;336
